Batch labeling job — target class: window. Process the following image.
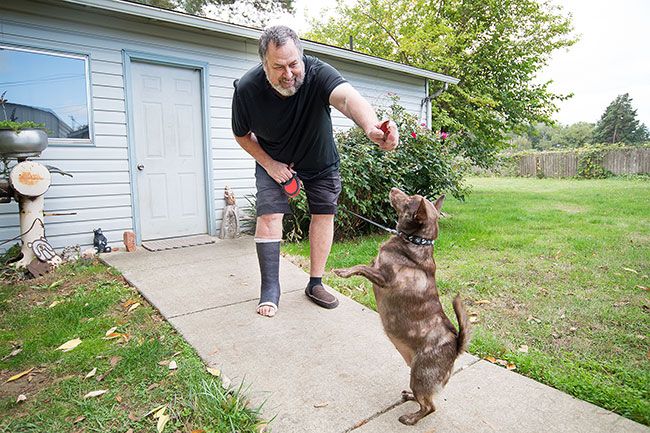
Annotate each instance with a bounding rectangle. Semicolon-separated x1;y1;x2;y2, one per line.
0;45;91;141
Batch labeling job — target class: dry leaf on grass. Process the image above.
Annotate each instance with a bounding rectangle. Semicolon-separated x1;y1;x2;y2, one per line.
206;367;220;377
313;402;329;408
127;302;141;312
84;367;97;379
83;389;108;399
104;327;118;337
6;367;34;383
506;363;517;370
475;299;491;305
168;360;177;370
2;348;22;361
518;345;529;353
116;394;123;403
73;415;85;424
48;300;61;308
57;338;82;352
144;404;166;418
16;394;27;403
157;414;170;433
484;356;497;363
622;267;638;274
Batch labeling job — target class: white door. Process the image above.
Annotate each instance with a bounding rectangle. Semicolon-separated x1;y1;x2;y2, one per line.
131;61;208;241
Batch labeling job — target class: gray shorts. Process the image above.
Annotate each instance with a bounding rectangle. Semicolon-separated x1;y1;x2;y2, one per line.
255;164;342;216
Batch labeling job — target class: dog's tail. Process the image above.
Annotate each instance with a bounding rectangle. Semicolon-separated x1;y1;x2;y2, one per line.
453;294;471;355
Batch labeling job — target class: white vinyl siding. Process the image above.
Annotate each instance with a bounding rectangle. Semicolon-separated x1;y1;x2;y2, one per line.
0;0;428;251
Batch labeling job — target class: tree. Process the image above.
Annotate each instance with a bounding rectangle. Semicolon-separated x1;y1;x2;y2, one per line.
132;0;294;27
307;0;576;166
592;93;649;144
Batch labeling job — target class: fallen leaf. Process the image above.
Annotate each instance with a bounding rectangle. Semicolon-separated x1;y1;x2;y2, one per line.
128;413;139;422
622;267;638;274
475;300;491;305
73;415;85;424
126;428;134;433
105;327;118;337
116;394;123;403
469;315;479;323
2;348;22;360
192;430;207;433
613;301;630;307
313;402;329;408
157;414;170;433
147;383;160;391
484;356;496;363
637;285;649;291
48;300;61;308
518;345;529;353
16;394;27;403
85;367;97;379
127;302;141;312
110;356;121;367
57;338;82;352
6;368;34;383
122;299;137;309
144;404;166;418
171;351;182;357
83;390;108;399
158;360;170;367
49;279;64;289
496;359;508;367
153;405;167;420
206;367;221;377
168;360;177;370
506;363;517;370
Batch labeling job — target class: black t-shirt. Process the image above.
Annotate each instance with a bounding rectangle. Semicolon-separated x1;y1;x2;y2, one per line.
231;55;347;179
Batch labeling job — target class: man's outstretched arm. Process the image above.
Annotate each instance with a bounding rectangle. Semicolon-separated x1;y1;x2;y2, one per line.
329;83;399;150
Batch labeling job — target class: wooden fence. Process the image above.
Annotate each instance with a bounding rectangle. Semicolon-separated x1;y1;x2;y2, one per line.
517;148;650;177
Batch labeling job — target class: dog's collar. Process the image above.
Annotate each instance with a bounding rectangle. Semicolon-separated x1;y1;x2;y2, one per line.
341;208;435;247
398;231;435;246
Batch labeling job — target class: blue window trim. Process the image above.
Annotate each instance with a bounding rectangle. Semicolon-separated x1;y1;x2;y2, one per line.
122;50;216;243
0;42;94;146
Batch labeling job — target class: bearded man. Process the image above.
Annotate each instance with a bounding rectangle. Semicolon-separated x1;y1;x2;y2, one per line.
232;25;398;317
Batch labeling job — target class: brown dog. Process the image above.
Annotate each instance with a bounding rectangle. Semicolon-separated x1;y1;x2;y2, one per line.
334;188;470;425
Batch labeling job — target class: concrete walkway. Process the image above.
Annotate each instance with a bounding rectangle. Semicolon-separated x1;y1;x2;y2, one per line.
102;237;649;433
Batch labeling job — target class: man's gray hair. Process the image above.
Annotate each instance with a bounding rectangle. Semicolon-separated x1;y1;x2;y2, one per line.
258;25;303;62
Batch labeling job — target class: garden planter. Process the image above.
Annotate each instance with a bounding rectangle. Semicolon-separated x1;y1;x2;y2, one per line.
0;128;48;158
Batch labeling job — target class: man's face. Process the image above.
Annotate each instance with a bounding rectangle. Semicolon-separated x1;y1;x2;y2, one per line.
263;40;305;97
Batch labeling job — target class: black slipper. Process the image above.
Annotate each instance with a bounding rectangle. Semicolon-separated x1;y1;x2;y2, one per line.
305;284;339;309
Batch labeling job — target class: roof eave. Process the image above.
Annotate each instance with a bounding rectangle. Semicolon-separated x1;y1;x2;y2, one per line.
60;0;459;84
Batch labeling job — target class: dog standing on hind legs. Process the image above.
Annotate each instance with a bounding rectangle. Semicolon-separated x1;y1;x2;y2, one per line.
334;188;470;425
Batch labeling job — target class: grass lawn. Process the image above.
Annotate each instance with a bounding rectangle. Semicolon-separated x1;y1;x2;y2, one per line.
284;176;650;426
0;259;265;433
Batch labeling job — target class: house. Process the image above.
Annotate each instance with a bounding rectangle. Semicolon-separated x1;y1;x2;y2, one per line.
0;0;458;251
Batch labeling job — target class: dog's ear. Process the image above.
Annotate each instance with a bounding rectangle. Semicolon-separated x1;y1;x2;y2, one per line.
433;194;445;212
415;198;429;223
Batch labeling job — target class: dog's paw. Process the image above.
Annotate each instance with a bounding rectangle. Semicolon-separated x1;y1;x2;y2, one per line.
398;413;420;426
401;390;415;401
332;268;352;278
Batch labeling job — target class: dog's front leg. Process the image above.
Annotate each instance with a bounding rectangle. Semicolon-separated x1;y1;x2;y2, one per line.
333;265;387;286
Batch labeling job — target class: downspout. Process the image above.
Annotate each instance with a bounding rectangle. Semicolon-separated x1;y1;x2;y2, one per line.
421;80;448;128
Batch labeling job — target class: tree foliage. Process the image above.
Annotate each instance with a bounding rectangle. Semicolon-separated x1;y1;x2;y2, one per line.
307;0;576;166
592;93;649;144
510;121;595;150
131;0;294;27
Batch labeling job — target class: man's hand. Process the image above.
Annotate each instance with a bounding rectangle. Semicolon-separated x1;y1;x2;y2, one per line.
367;120;399;151
264;160;295;184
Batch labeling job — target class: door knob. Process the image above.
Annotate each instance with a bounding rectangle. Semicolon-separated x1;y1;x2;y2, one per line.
137;164;144;171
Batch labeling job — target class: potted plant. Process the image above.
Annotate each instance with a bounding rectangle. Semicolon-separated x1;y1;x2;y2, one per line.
0;91;48;158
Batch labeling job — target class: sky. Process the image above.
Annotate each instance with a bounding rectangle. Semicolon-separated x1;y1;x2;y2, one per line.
270;0;650;128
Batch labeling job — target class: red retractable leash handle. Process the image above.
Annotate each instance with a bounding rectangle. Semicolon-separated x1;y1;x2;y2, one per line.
281;172;301;198
379;120;390;139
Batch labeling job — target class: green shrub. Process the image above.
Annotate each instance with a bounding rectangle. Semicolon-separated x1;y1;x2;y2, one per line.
576;144;613;179
285;101;469;241
0;120;45;132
